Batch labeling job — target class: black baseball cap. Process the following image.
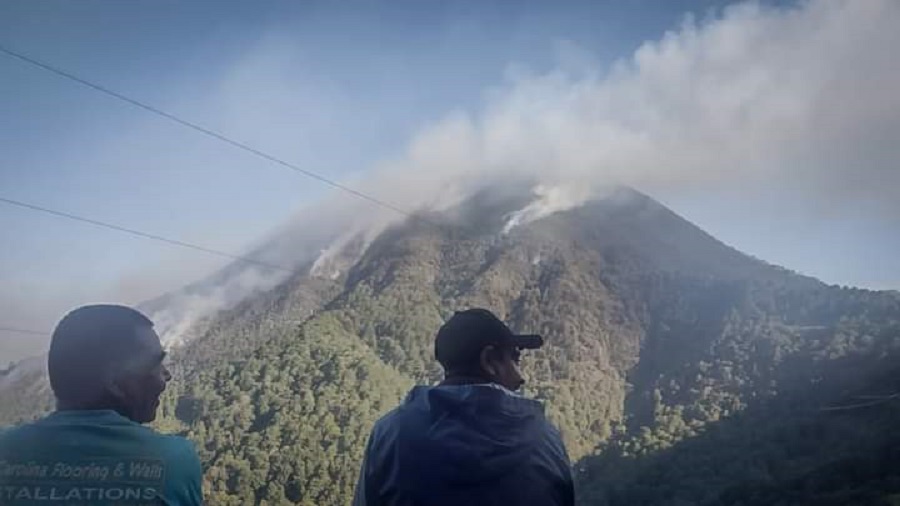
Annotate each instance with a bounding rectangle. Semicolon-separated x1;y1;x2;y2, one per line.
434;308;544;369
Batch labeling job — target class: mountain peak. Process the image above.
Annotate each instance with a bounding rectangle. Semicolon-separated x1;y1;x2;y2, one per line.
134;182;812;350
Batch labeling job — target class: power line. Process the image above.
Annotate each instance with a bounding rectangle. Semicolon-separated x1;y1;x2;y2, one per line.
0;46;447;341
0;196;294;273
0;44;415;219
0;326;49;337
821;393;900;412
0;195;297;339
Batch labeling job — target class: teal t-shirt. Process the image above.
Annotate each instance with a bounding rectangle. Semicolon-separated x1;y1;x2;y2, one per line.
0;410;202;505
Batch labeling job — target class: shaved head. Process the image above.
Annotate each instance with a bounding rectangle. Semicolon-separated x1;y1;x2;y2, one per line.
48;305;169;423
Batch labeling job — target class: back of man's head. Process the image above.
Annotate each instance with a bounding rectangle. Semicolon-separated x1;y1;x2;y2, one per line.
48;304;155;410
434;308;543;391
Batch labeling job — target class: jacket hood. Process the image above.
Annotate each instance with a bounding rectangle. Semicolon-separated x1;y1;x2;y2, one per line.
396;384;547;486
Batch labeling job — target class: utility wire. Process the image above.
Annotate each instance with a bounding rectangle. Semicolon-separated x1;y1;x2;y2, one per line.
821;393;900;412
0;196;294;273
0;44;415;219
0;46;448;339
0;326;49;337
0;195;297;338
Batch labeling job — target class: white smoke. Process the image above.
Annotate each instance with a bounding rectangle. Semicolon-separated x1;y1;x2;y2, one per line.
358;0;900;213
9;0;896;362
309;229;362;280
502;184;594;234
143;264;287;347
309;245;343;279
144;0;900;345
138;191;399;346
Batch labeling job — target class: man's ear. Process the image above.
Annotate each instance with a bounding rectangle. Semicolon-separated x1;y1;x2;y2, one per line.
479;345;498;378
103;368;127;402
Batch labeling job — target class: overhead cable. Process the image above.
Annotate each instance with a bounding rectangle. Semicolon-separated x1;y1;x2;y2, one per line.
0;196;294;273
0;44;415;219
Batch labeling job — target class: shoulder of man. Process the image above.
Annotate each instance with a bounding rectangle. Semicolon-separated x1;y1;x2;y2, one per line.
0;423;22;439
148;432;202;472
541;418;575;504
148;432;203;504
527;412;572;480
0;420;40;452
541;417;570;455
369;406;403;445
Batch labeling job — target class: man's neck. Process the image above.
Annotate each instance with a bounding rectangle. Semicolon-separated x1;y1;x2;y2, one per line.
56;400;132;421
440;375;492;386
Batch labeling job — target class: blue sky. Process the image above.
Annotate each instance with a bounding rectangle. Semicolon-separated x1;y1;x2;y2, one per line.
1;0;898;362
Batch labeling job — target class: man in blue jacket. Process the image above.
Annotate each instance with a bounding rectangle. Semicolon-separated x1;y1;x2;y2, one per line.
0;305;203;505
354;308;574;506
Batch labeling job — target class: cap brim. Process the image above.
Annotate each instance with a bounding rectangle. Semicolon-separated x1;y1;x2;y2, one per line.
512;334;544;349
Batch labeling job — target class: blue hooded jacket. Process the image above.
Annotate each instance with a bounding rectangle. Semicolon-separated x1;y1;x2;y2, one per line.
353;384;574;506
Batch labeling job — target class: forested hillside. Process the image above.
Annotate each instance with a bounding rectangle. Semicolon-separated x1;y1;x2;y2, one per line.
578;283;900;505
2;187;898;505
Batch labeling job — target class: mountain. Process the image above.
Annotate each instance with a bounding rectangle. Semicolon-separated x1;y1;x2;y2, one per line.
1;185;898;505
